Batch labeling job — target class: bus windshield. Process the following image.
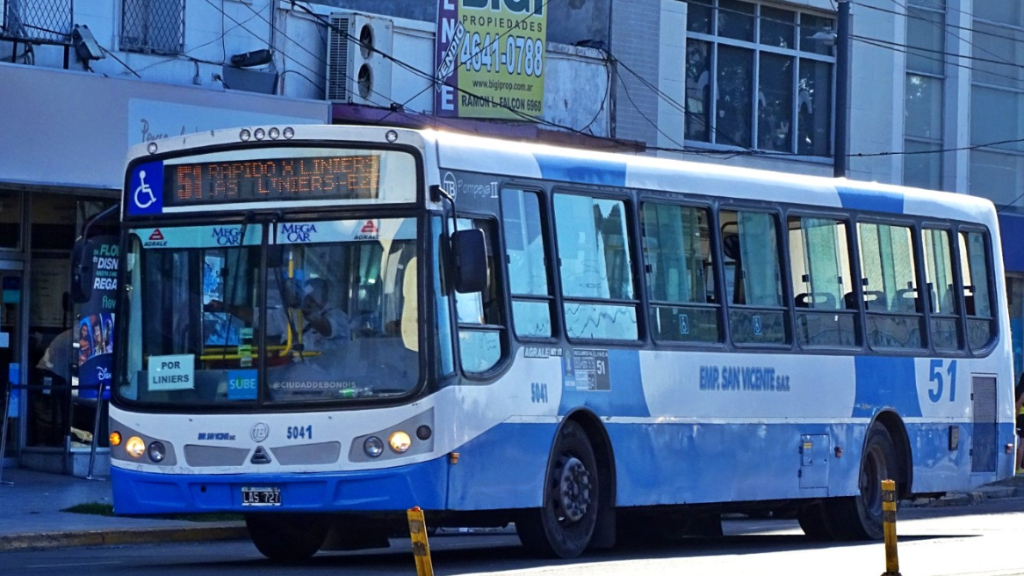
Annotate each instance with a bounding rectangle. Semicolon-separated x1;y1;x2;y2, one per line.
118;218;420;406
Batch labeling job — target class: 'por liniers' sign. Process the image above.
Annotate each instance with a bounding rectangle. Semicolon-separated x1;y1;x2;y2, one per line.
699;365;791;392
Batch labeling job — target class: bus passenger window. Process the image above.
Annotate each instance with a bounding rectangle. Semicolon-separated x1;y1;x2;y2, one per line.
857;222;924;349
455;219;505;373
923;228;960;351
959;230;995;350
788;217;858;347
719;209;787;345
554;193;639;341
641;202;721;343
501;189;553;339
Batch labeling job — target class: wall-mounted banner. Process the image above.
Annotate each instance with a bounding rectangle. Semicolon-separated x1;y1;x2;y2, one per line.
435;0;546;120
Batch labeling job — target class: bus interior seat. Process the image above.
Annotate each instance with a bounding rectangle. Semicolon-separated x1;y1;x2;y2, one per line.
964;294;976;315
843;292;858;310
862;290;887;310
795;292;837;309
895;288;921;313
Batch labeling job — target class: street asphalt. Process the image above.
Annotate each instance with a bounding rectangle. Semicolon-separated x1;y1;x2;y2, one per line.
0;467;1021;552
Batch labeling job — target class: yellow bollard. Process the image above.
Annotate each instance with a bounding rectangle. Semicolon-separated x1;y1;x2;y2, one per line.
881;479;902;576
408;506;434;576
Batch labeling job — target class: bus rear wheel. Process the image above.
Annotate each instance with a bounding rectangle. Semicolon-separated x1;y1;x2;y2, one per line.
246;513;330;561
517;421;599;559
812;423;897;541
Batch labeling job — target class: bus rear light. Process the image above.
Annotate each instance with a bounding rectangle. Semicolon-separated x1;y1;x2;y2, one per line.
126;436;146;459
389;431;412;453
364;436;384;458
109;431;122;447
148;442;166;463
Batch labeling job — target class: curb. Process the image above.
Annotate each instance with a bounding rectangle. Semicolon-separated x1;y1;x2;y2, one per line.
0;524;249;551
909;487;1024;508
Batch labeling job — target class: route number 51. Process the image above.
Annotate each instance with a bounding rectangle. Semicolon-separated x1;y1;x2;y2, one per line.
928;359;958;402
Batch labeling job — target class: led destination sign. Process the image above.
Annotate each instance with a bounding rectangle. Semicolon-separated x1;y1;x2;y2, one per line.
164;151;409;206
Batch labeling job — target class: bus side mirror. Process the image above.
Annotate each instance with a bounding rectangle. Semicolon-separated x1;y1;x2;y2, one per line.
452;229;487;294
70;240;94;304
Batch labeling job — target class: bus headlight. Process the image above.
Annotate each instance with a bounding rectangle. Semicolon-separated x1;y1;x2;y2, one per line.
389;431;412;453
126;436;146;459
148;442;166;463
364;436;384;458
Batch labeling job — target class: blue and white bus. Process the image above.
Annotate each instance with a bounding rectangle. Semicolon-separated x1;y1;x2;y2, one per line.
95;124;1014;560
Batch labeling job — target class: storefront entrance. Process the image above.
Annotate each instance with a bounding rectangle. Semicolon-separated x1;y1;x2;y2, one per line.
0;263;24;468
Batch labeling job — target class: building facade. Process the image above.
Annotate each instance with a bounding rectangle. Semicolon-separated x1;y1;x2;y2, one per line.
0;0;1021;473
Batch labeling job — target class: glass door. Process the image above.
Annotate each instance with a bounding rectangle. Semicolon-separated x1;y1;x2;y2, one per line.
0;265;24;464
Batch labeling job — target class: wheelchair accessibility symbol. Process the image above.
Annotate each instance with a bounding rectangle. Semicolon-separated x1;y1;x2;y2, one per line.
129;162;163;215
134;170;157;209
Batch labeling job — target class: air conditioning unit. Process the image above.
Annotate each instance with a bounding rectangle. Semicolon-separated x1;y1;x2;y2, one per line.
326;12;394;106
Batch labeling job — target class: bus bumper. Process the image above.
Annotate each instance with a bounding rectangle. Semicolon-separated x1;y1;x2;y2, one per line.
110;458;449;516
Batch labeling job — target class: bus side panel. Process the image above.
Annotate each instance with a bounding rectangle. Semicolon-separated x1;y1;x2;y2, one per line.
445;422;557;510
607;422;835;506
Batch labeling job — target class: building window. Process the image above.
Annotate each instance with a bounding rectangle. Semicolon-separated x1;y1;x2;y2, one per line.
685;0;835;156
969;2;1024;210
121;0;184;55
904;0;946;190
2;0;72;43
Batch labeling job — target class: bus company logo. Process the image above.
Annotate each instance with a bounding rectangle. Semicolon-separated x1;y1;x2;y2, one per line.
251;422;270;443
198;432;236;441
355;220;379;240
212;227;242;246
281;223;317;243
442;172;457;199
143;229;167;248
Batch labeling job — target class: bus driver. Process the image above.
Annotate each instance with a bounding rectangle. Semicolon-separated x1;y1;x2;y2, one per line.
205;277;351;358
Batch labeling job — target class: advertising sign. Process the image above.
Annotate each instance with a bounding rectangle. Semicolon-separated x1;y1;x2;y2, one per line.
77;236;118;400
435;0;547;120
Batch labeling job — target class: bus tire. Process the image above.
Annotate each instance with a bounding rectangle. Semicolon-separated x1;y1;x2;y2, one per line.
246;513;329;561
797;502;834;540
826;422;897;540
517;421;599;559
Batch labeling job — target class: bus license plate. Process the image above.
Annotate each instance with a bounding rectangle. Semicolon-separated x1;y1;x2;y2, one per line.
242;487;281;507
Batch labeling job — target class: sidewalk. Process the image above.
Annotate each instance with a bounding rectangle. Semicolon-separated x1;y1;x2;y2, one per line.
0;467;1022;552
0;468;247;551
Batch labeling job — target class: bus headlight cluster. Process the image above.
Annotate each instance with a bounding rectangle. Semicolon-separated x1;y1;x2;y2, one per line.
125;436;146;459
148;442;167;463
364;436;384;458
389;431;412;453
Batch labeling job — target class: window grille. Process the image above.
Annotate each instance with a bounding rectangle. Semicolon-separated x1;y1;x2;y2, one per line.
120;0;183;55
2;0;73;44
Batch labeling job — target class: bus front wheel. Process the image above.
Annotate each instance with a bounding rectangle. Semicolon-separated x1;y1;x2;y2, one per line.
517;421;599;559
246;513;330;561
